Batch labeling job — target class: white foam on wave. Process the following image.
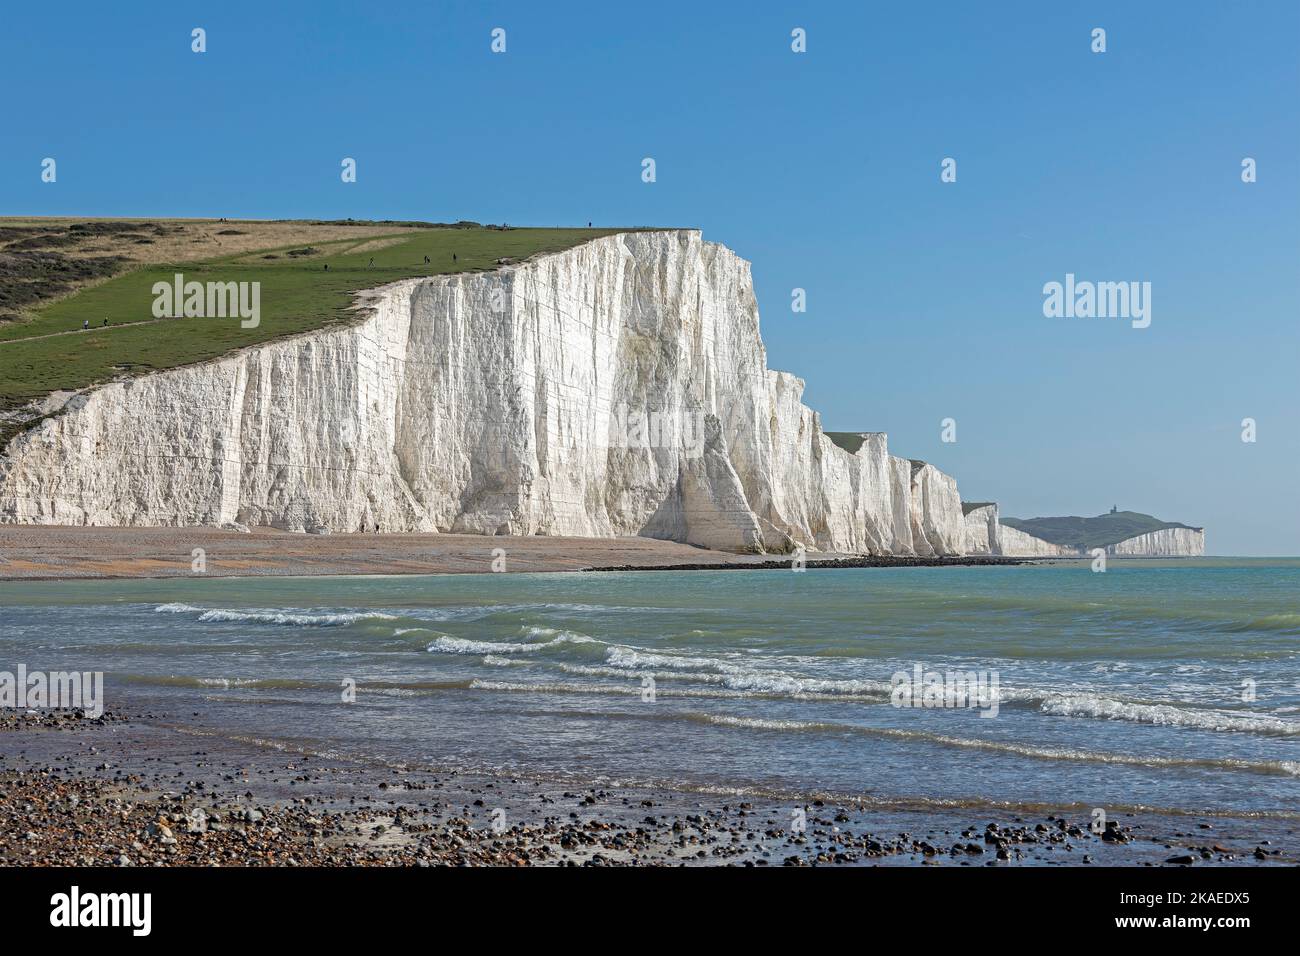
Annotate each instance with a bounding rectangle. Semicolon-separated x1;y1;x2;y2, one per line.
154;603;396;627
606;647;746;673
428;630;594;656
467;677;805;702
198;608;397;627
521;625;596;643
699;714;829;731
456;635;1294;738
430;636;545;655
470;679;634;696
600;646;890;698
1039;693;1300;736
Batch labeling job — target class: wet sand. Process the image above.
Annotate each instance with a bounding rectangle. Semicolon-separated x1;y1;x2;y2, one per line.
0;709;1290;867
0;526;1029;580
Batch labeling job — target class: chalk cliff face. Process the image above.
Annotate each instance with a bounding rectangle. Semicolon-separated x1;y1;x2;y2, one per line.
962;504;999;555
961;503;1078;557
995;524;1076;557
1107;528;1205;556
0;231;976;555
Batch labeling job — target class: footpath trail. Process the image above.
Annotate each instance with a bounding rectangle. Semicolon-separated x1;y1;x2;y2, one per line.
0;318;163;345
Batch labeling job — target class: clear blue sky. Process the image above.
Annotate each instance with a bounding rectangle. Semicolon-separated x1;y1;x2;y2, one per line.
3;1;1297;553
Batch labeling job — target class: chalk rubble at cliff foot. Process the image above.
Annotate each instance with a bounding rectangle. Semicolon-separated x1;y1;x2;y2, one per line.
1;230;979;554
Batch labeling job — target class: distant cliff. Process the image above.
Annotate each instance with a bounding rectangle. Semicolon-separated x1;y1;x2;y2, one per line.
993;510;1205;557
1106;527;1206;557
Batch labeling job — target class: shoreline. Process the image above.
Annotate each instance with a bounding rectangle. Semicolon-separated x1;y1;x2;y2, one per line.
2;708;1290;867
0;525;1045;581
589;555;1031;572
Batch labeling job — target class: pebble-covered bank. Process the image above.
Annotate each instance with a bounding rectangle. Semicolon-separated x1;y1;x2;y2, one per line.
0;710;1291;867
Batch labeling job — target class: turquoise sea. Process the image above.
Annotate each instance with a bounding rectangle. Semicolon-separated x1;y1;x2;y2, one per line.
2;558;1296;820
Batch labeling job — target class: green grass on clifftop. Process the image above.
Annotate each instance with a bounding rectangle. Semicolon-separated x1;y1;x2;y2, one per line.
1000;511;1202;550
0;223;624;420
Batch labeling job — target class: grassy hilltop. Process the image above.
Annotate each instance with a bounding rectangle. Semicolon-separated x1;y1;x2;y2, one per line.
0;218;625;436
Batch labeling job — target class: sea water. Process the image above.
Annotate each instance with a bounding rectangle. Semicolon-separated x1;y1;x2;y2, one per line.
1;559;1296;819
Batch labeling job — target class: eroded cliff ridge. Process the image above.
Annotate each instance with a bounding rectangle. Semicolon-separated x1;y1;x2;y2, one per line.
0;230;1204;557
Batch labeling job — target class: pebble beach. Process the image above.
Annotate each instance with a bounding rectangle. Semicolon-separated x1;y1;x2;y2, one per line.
2;708;1291;868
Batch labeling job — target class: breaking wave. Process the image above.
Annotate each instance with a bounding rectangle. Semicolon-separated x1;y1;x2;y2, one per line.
153;603;396;627
1036;693;1300;736
428;629;595;656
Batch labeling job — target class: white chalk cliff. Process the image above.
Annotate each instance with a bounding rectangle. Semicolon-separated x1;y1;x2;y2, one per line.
0;232;971;553
959;503;1072;557
972;505;1206;558
961;504;999;555
1106;528;1205;557
989;523;1077;557
0;230;1202;558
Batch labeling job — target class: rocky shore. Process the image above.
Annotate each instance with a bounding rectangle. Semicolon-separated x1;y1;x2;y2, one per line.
1;709;1289;867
